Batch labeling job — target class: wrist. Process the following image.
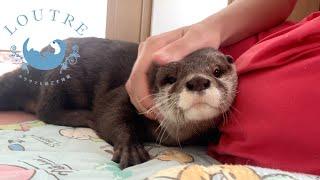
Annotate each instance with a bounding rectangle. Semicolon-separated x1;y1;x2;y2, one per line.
198;18;223;49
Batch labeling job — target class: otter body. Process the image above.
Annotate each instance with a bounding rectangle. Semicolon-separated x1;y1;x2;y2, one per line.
0;37;237;169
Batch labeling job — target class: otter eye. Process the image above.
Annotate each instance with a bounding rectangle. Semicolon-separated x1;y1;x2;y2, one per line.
162;76;177;85
213;68;222;78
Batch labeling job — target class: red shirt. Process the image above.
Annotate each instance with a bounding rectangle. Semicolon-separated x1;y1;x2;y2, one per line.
208;12;320;175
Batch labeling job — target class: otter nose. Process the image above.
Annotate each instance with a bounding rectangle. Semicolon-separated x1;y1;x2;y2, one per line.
186;76;211;92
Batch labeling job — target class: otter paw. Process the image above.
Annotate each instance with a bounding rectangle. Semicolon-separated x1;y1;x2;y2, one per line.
112;143;150;169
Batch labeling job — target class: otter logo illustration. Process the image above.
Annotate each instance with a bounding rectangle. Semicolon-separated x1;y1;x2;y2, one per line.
4;9;86;86
9;38;80;79
22;38;67;71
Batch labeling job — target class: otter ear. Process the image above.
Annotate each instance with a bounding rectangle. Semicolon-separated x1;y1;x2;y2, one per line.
226;55;234;64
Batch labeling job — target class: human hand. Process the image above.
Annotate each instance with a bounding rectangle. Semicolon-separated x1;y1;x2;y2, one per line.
125;21;222;120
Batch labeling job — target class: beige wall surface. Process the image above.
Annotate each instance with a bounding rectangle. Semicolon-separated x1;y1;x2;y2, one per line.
106;0;152;43
106;0;143;42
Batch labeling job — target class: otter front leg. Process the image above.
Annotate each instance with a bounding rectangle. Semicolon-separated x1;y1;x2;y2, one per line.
97;112;150;169
94;86;150;169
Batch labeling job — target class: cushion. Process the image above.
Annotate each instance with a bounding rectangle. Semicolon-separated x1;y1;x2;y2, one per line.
209;12;320;175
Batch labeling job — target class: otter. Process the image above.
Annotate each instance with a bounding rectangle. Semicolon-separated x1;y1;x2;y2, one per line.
0;37;237;169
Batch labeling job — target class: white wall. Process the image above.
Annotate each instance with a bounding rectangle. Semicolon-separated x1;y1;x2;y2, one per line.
151;0;228;35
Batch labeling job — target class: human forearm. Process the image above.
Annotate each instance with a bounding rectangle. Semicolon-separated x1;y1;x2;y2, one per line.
202;0;295;47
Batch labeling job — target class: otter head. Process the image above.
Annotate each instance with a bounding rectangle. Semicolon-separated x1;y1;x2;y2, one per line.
149;48;238;142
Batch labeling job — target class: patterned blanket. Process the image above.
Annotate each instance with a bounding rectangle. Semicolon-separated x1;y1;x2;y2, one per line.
0;119;318;180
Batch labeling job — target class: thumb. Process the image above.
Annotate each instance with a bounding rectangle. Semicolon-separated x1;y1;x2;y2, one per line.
153;34;202;65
